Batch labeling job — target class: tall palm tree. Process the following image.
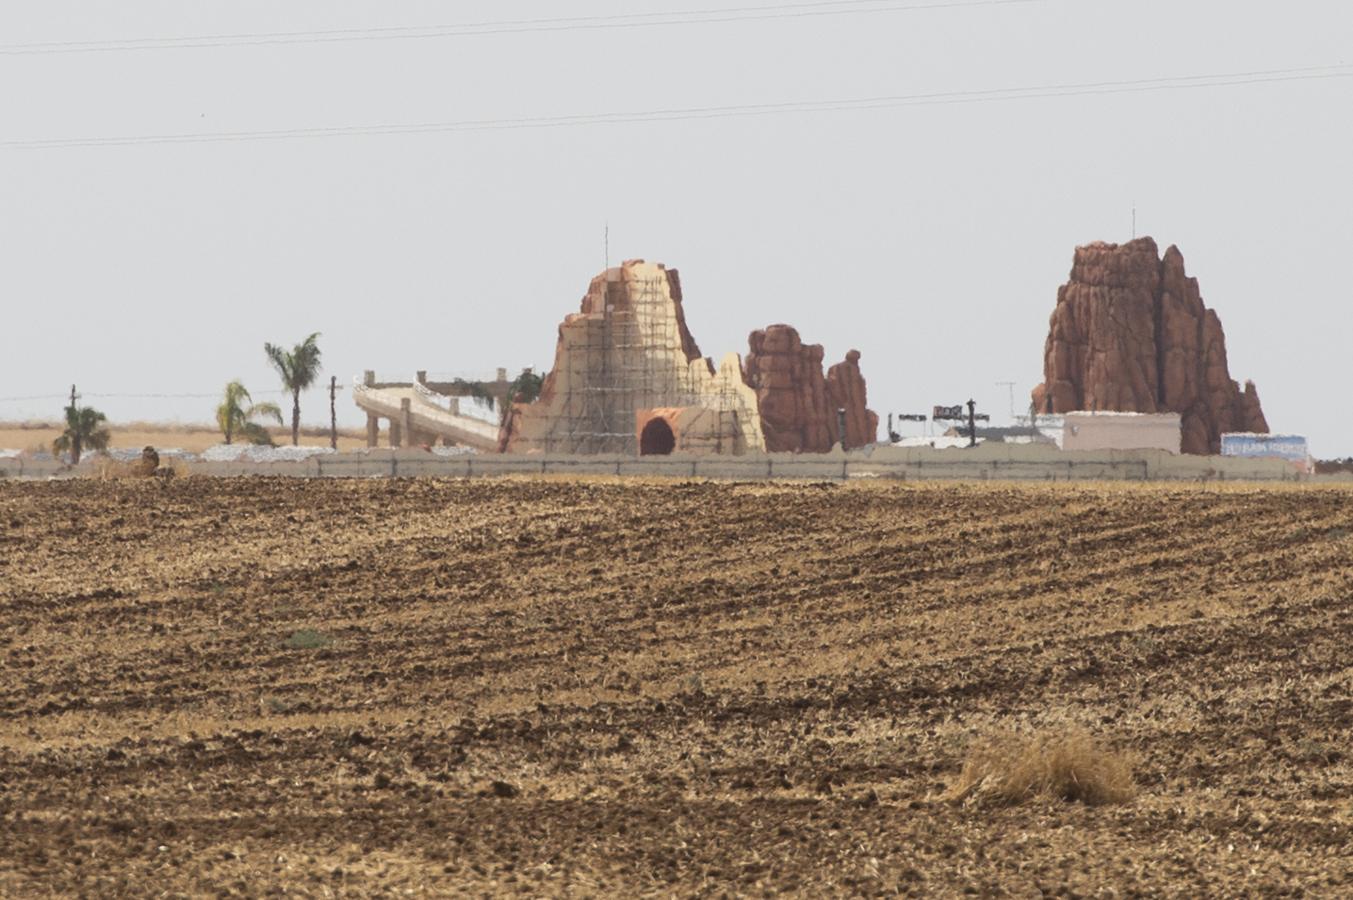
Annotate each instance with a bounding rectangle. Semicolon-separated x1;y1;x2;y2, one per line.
263;333;322;446
216;380;283;445
53;403;110;465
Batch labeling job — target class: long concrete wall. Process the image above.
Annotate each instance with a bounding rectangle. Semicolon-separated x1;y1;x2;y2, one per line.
7;444;1351;483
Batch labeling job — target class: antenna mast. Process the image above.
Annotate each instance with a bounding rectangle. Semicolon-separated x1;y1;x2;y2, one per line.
996;381;1016;420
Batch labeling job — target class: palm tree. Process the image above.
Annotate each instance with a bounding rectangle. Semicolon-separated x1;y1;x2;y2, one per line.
53;403;110;465
499;370;544;427
263;333;322;446
216;380;283;445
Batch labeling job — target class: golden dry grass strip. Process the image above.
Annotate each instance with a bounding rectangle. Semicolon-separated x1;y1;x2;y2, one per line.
948;729;1137;806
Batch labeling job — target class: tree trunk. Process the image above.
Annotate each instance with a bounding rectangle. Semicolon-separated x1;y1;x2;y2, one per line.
225;414;233;446
292;391;301;446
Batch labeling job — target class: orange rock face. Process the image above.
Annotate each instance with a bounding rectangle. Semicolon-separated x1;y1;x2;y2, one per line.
745;325;833;453
827;350;880;451
744;325;877;452
1031;238;1268;454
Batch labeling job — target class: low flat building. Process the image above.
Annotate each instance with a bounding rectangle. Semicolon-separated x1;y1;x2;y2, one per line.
1062;411;1182;454
942;425;1057;445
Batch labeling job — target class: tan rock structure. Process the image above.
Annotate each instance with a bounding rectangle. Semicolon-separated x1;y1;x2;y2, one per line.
1032;238;1268;455
502;260;878;455
502;261;765;455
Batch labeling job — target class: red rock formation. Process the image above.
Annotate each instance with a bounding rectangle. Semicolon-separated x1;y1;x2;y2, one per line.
1031;238;1268;454
744;325;877;452
827;351;880;451
744;325;833;452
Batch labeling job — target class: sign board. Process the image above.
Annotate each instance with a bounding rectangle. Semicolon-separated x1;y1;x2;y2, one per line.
933;405;990;422
1220;433;1309;462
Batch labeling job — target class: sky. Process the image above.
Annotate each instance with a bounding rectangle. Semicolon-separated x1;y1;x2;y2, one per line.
2;0;1350;454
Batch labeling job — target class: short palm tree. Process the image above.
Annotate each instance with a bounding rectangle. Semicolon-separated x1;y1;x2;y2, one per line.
263;333;322;446
53;403;110;464
216;380;283;445
499;370;544;426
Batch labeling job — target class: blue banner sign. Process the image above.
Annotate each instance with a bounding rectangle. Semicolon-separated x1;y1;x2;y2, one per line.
1220;433;1308;462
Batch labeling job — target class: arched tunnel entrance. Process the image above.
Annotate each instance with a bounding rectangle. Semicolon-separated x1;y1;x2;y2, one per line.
639;417;676;456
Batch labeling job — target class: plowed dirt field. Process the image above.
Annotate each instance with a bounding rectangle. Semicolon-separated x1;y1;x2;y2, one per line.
1;478;1350;897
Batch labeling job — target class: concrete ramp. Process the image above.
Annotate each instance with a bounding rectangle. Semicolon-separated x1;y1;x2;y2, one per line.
353;382;501;451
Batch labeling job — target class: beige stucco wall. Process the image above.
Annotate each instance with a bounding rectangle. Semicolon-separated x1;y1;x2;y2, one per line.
1061;412;1182;453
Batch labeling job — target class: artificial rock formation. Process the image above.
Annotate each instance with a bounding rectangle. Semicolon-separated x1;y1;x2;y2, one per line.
827;350;879;451
502;260;765;455
502;260;878;455
1031;237;1268;455
744;325;834;452
743;327;878;452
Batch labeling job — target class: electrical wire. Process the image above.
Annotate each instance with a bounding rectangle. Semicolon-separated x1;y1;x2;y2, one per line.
0;389;347;403
3;64;1348;150
0;0;1042;55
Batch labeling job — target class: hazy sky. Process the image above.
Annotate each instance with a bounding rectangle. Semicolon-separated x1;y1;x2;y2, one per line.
2;1;1350;453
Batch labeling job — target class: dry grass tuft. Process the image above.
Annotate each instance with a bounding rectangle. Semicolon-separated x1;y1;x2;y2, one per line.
91;450;191;480
947;729;1136;807
93;459;152;480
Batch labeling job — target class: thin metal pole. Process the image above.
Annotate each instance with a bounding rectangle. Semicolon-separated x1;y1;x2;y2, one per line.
329;376;337;450
996;381;1015;420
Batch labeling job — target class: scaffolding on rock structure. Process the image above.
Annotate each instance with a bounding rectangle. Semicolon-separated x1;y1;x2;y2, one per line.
546;276;751;455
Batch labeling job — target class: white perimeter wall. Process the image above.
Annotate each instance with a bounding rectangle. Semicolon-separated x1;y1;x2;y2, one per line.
7;442;1350;483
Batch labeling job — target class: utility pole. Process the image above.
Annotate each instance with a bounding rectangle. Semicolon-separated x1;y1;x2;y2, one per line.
966;400;978;448
996;381;1016;421
69;384;77;411
329;376;338;450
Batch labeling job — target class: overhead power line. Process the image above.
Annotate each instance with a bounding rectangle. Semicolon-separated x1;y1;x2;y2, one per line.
0;394;70;404
0;0;1042;55
0;389;336;403
3;64;1349;151
84;392;260;400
